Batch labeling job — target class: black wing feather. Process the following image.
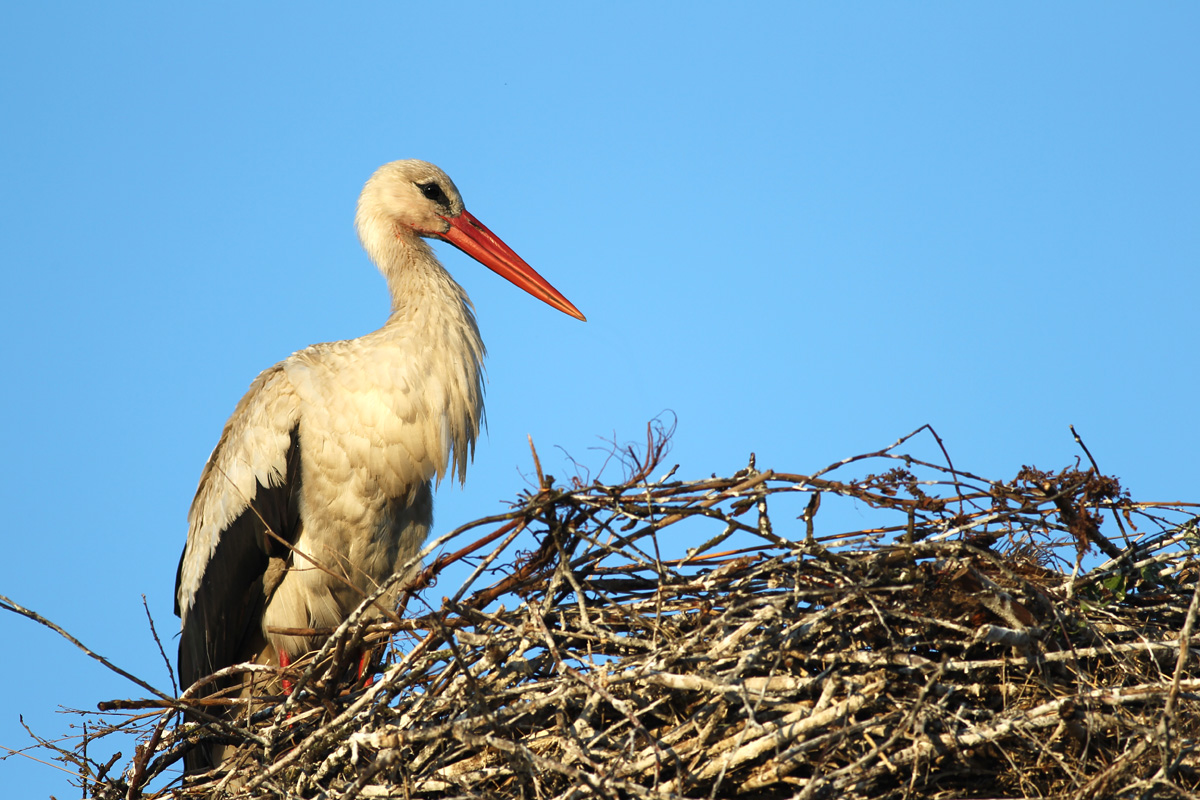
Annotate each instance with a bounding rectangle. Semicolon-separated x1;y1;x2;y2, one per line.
175;425;302;690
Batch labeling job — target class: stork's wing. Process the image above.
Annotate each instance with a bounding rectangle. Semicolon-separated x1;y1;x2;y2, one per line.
175;363;302;691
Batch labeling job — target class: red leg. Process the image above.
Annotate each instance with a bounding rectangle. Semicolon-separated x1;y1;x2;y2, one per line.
279;649;294;695
357;650;375;688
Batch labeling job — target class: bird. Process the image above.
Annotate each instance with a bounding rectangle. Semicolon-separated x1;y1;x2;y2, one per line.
173;159;584;770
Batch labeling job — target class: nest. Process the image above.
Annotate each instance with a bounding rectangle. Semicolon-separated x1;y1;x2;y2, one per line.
20;423;1200;798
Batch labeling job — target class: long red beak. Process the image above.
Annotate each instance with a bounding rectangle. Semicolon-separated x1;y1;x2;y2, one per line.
437;210;586;322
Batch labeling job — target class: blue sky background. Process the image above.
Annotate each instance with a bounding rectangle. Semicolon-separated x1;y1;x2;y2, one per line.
2;3;1197;795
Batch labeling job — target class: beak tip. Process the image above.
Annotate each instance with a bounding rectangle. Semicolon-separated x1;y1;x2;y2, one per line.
561;303;586;322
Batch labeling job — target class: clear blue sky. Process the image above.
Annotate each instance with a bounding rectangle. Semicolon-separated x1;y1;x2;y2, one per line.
2;3;1197;795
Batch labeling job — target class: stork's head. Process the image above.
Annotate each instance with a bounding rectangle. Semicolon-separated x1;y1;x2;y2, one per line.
356;159;585;321
356;160;465;239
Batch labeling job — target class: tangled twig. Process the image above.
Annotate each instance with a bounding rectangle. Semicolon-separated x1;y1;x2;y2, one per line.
8;423;1200;799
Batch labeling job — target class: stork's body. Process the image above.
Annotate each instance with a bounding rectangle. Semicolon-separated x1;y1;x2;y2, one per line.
174;161;582;771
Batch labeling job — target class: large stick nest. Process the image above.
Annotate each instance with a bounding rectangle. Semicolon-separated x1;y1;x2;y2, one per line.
24;424;1200;798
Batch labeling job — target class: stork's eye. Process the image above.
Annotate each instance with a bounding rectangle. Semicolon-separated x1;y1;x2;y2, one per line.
416;182;450;206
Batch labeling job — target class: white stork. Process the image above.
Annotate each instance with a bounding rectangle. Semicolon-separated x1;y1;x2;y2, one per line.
174;160;583;769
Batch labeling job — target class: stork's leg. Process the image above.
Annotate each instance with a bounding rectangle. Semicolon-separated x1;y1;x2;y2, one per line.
356;649;375;687
279;649;294;695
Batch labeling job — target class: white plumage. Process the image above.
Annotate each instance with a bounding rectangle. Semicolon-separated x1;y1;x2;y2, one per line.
174;160;582;770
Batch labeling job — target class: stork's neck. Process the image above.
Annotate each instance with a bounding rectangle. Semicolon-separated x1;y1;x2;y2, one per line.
359;226;486;486
358;225;443;312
